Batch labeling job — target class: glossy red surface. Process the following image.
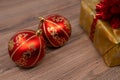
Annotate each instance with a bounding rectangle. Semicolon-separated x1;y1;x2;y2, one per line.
8;30;45;68
39;14;71;47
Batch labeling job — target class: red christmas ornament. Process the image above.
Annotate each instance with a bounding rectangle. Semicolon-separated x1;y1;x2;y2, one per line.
8;29;45;68
38;14;71;48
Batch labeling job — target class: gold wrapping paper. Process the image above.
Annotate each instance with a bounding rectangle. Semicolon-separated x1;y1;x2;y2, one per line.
80;0;120;66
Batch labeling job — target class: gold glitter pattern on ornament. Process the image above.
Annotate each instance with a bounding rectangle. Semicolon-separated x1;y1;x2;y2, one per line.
23;50;32;59
29;43;36;52
15;33;28;46
15;43;36;67
64;20;71;30
15;51;31;67
22;43;36;59
47;27;58;39
47;26;67;46
15;57;27;66
8;39;15;51
52;16;71;31
52;16;64;22
55;36;67;46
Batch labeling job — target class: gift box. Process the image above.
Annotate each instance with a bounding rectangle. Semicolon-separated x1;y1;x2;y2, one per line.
80;0;120;66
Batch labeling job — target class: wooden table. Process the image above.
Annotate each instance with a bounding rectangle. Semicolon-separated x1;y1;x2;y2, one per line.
0;0;120;80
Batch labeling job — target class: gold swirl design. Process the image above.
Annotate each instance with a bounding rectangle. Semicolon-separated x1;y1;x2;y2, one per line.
43;22;58;47
64;20;71;30
51;16;64;22
15;57;27;67
15;41;37;67
15;33;28;46
47;26;67;46
46;20;69;39
47;27;58;39
10;35;36;59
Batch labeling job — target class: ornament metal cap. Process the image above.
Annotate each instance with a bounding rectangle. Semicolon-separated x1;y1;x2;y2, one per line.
36;29;42;36
38;17;45;23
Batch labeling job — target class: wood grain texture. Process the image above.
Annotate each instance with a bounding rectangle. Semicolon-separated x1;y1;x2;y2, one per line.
0;0;120;80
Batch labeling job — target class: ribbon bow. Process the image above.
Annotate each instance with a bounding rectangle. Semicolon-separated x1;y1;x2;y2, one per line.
90;0;120;41
96;0;120;29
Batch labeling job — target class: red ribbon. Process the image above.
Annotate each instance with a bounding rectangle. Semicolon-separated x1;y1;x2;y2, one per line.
90;0;120;41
